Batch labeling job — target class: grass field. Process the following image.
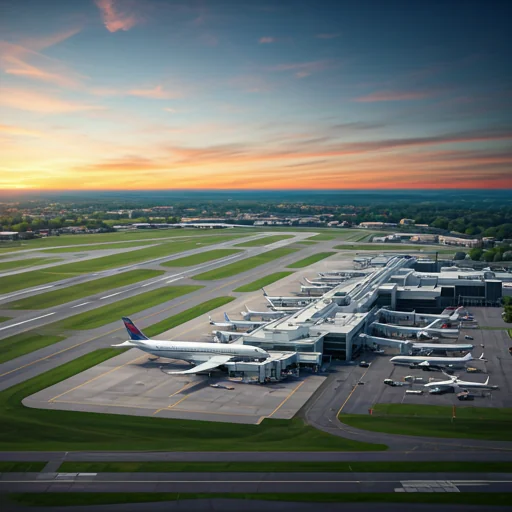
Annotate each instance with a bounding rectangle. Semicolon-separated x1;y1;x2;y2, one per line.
162;249;242;267
307;234;336;241
296;241;318;245
193;247;298;280
8;493;512;507
56;285;203;331
286;252;335;268
143;297;235;337
341;404;512;441
0;349;385;451
334;244;436;251
57;460;512;473
0;332;66;365
41;241;161;253
0;316;10;323
0;257;61;272
4;269;164;310
0;237;238;294
0;462;46;472
234;272;294;292
235;235;294;247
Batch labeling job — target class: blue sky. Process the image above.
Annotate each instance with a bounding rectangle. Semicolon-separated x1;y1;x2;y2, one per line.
0;0;511;189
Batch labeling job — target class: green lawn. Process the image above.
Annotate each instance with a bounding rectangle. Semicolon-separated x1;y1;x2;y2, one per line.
56;285;203;331
0;237;238;294
4;269;164;310
234;272;294;292
0;462;46;472
57;460;512;473
0;257;61;272
144;297;235;337
8;493;512;507
0;332;66;365
41;241;161;253
0;349;385;451
0;316;10;323
295;241;318;245
193;248;298;280
286;252;335;268
235;235;294;247
162;249;242;267
333;244;436;251
341;404;512;441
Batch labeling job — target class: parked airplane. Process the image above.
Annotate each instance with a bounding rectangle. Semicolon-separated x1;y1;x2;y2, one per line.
114;317;269;374
304;277;336;288
212;330;244;343
241;306;287;321
424;373;498;391
390;352;483;368
209;313;268;331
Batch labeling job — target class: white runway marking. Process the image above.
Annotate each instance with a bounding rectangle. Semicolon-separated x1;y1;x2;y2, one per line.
99;291;124;300
0;312;56;331
71;302;91;309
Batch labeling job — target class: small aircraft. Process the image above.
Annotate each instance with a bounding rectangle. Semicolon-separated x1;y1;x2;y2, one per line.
114;317;269;375
424;373;498;391
209;313;268;331
240;305;288;321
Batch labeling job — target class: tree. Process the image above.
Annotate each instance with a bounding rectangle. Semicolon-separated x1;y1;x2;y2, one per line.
503;251;512;262
453;251;466;260
469;248;483;261
493;253;502;262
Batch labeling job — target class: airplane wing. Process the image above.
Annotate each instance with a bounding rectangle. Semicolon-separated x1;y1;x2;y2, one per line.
167;355;232;375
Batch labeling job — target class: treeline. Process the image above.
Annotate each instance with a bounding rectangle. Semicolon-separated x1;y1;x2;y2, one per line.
0;215;111;233
469;245;512;262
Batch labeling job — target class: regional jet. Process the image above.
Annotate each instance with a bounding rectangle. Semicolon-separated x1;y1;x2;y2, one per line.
114;317;269;374
241;306;288;321
390;352;483;368
424;373;498;391
209;313;268;331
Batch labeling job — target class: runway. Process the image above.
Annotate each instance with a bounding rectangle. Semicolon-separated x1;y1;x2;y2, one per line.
1;471;511;494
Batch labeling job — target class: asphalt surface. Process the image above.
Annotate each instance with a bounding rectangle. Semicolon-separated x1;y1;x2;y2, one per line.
1;471;511;494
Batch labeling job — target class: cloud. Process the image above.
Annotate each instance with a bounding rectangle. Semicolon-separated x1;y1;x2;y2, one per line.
0;124;42;137
259;37;275;44
268;59;335;78
20;27;81;52
95;0;140;33
128;85;180;99
164;107;176;113
0;88;104;114
354;90;434;102
316;33;341;39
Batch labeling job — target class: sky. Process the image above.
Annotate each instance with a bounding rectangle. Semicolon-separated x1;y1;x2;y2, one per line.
0;0;511;190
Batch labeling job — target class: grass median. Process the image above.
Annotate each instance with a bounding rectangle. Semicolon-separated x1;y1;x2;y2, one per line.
0;349;385;451
0;333;66;365
193;248;298;280
4;269;164;310
234;272;294;292
341;404;512;441
286;252;335;268
0;235;245;294
162;249;242;267
57;460;512;473
0;316;10;323
0;462;46;472
0;257;61;272
8;493;512;507
40;241;161;253
235;235;294;247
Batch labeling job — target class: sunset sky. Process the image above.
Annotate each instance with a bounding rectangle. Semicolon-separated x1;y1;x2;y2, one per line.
1;0;511;190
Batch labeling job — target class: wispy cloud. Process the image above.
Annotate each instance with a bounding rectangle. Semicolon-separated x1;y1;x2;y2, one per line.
0;87;104;114
316;33;341;39
20;27;82;52
354;90;435;102
128;85;180;99
95;0;140;33
268;59;335;78
0;124;42;137
259;37;275;44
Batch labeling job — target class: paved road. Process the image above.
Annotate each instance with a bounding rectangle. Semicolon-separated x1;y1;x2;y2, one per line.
1;450;512;462
1;471;511;493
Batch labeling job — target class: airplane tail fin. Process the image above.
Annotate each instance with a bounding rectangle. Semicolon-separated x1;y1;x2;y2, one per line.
484;376;489;385
464;353;473;361
122;317;148;341
262;288;267;296
224;312;230;322
208;315;214;324
478;352;485;360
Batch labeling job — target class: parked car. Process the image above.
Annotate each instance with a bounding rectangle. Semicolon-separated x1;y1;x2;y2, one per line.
466;367;482;373
359;361;370;368
457;392;475;401
464;335;474;340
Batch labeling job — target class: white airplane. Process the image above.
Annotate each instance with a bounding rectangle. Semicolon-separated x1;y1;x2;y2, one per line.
114;317;269;375
211;330;244;343
304;278;336;288
390;352;483;368
424;373;498;391
262;288;317;304
209;313;268;331
241;306;287;321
